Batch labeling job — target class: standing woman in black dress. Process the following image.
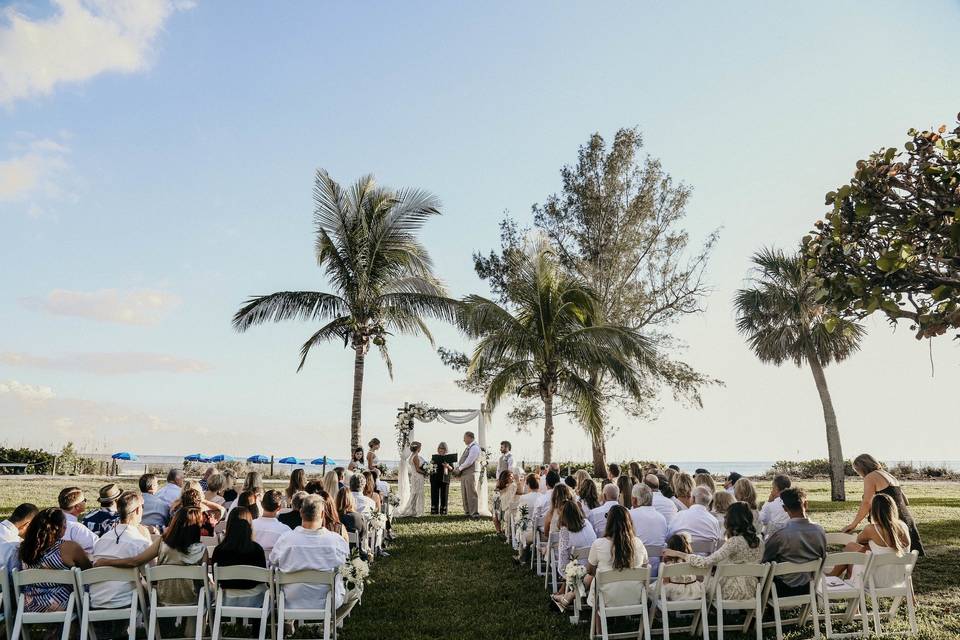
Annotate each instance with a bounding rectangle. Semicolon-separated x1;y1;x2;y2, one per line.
430;442;452;515
843;453;924;556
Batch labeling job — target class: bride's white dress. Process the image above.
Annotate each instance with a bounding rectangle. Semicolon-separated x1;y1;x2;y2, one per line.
396;453;425;517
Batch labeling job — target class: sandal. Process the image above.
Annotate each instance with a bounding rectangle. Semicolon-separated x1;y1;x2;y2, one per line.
551;593;570;613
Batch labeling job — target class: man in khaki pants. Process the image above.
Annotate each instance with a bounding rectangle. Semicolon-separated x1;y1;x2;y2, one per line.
454;431;481;518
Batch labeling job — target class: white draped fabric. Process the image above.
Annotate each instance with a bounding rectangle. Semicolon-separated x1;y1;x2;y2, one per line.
394;406;491;517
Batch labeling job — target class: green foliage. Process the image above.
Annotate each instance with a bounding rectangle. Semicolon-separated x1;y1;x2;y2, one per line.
0;446;55;474
805;113;960;340
55;442;98;476
769;459;856;478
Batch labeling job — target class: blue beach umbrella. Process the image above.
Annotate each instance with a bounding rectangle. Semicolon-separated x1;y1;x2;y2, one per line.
310;456;335;465
111;452;138;461
247;454;270;464
277;456;302;465
209;454;236;463
184;453;210;462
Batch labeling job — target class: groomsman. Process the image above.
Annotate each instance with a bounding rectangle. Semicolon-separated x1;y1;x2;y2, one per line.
497;441;514;477
454;431;481;518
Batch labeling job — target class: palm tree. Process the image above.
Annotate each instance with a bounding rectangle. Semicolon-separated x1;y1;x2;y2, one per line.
233;170;457;451
733;248;865;501
459;243;658;463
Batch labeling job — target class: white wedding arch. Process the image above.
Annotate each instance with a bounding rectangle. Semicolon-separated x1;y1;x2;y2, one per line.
393;402;492;517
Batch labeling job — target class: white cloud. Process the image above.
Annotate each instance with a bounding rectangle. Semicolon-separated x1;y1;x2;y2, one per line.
20;288;181;325
0;0;193;106
0;137;69;204
0;351;211;375
0;379;55;401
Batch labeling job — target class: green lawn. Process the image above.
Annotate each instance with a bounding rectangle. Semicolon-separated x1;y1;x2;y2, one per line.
3;475;959;639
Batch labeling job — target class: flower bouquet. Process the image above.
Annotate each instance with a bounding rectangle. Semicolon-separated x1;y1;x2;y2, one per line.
338;549;370;594
564;561;587;591
515;504;531;535
422;461;438;476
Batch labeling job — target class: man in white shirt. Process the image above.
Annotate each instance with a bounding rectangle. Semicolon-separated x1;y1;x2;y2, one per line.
139;473;170;530
587;483;620;537
90;492;152;608
497;441;515;478
269;495;353;613
58;487;98;553
0;503;38;543
454;431;481;518
537;465;549;493
155;469;184;505
533;470;561;523
253;490;290;555
760;474;792;537
644;474;678;524
630;484;668;574
667;486;723;549
349;475;374;515
372;469;390;496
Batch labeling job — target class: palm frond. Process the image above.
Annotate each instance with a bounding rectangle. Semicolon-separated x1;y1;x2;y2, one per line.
297;316;352;371
233;291;348;332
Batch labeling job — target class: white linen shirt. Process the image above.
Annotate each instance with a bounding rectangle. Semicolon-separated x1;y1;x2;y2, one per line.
667;504;723;543
0;519;19;543
0;540;20;574
651;492;679;524
458;442;480;472
629;506;668;546
90;524;151;608
269;527;349;610
760;496;790;537
253;516;291;555
587;501;617;537
351;492;375;516
62;511;98;553
497;452;515;476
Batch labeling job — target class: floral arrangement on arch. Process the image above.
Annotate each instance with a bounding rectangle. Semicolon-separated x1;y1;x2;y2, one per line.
394;402;437;450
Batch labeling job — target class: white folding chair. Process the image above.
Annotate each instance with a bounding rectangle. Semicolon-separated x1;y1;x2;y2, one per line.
648;561;710;640
590;567;652;640
689;537;719;557
11;568;79;640
543;531;560;591
644;544;664;578
0;566;12;640
864;550;918;637
761;559;823;640
346;531;359;550
201;536;220;556
532;515;546;575
75;566;146;640
144;563;210;640
563;547;592;624
211;564;273;640
707;562;770;640
817;552;871;639
826;533;857;547
275;569;337;640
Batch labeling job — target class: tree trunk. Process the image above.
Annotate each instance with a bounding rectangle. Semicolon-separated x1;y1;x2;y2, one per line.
806;346;846;501
591;430;607;477
542;393;554;464
350;347;366;452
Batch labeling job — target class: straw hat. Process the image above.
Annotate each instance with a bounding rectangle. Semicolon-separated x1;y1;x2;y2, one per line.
99;483;123;504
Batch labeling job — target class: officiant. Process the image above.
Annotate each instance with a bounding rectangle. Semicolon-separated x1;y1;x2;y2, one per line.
430;441;454;515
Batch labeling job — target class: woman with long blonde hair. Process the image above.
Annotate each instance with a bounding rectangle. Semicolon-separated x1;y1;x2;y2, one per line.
832;493;912;585
844;453;923;555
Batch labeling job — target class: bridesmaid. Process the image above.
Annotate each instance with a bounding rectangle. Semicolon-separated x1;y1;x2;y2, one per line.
843;453;924;556
366;438;381;471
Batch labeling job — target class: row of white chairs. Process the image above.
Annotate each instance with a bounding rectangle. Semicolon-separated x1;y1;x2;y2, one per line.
0;563;357;640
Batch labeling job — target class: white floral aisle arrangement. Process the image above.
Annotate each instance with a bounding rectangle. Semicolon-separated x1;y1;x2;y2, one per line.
387;493;401;508
368;511;388;531
493;489;502;514
339;550;370;595
515;504;531;538
564;561;587;591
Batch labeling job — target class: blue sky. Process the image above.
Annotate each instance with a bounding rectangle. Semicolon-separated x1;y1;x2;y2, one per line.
1;1;959;465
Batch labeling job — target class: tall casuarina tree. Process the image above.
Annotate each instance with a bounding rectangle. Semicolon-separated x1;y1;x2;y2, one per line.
734;248;865;501
233;170;457;451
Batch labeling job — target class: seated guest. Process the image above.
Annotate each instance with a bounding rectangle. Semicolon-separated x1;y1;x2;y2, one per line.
659;533;704;601
543;483;574;538
607;463;621;483
515;474;542;554
176;487;223;536
334;467;346;489
830;493;911;587
0;502;38;543
629;484;667;574
535;465;547;493
587;483;620;537
667;464;680;472
628;462;643;484
322;470;340;498
269;495;354;615
724;472;742;494
279;491;307;529
577;478;600;516
672;473;695;510
90;492;152;608
305;479;324;495
644;474;678;524
362;471;382;511
285;469;307;506
204;474;227;505
82;483;123;536
252;490;289;555
573;469;592;493
664;502;764;601
564;475;577;490
734;477;763;532
242;472;264;500
534;470;562;527
20;508;92;611
694;468;709;475
694;473;716;493
667;486;723;548
199;466;215;491
212;507;267;604
236;490;261;519
222;470;239;505
350;475;375;515
318;491;349;543
552;505;647;612
761;487;827;597
139;474;170;529
155;469;184;505
710;490;736;529
58;487;99;553
372;468;390;496
844;453;924;555
335;488;368;560
551;499;598;598
616;476;633;509
760;474;792;537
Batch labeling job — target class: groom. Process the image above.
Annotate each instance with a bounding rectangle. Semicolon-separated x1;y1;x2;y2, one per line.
454;431;481;518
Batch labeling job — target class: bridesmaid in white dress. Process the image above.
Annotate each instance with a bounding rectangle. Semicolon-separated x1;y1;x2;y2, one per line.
366;438;382;471
397;442;426;517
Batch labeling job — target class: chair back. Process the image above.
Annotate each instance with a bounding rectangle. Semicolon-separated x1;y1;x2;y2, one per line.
213;564;272;585
689;537;717;556
867;549;917;572
822;551;869;572
12;568;77;590
145;563;208;583
75;566;141;587
769;558;822;578
714;562;769;580
569;546;591;563
658;561;711;581
826;532;856;547
274;569;335;588
595;566;651;588
643;544;664;560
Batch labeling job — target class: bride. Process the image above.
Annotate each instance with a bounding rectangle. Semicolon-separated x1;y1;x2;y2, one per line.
396;441;427;517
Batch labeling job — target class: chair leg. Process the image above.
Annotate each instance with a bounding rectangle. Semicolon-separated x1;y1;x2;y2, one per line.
810;593;821;640
717;604;724;640
869;588;881;637
128;598;138;640
80;600;89;640
859;592;869;638
640;589;652;640
662;602;671;640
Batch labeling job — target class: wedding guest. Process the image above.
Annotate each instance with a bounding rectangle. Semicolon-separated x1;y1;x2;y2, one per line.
199;467;215;491
710;490;735;529
607;463;621;483
90;492;152;609
350;475;375;515
269;495;354;615
573;469;592;492
242;472;264;499
494;470;518;536
844;453;924;555
629;462;643;484
564;475;577;490
667;486;723;550
280;491;307;529
695;468;709;475
366;438;382;471
19;508;91;611
58;487;98;553
252;490;289;555
672;473;694;510
318;490;349;543
372;468;390;496
543;484;574;539
664;502;764;601
644;474;679;524
236;490;260;519
336;488;368;559
694;473;716;493
0;502;38;543
322;470;340;499
629;484;667;575
204;474;227;505
831;493;911;586
761;487;827;596
587;483;620;537
430;442;452;515
222;470;239;505
516;474;542;552
139;474;170;529
537;465;548;493
760;474;792;537
534;470;562;527
82;483;123;536
578;477;600;517
659;534;704;601
347;447;365;475
155;469;184;505
664;467;679;492
551;499;598;598
497;441;515;477
286;468;307;505
734;477;763;532
212;507;267;605
616;475;633;509
724;472;742;494
667;464;680;472
176;487;225;536
305;479;324;495
362;471;382;511
334;467;346;489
